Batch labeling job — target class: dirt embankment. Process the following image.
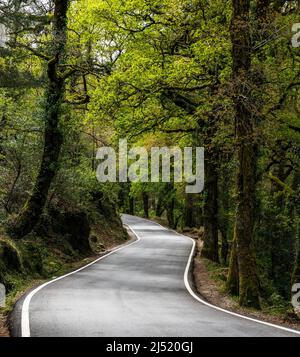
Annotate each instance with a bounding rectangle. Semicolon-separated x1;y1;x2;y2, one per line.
0;315;9;337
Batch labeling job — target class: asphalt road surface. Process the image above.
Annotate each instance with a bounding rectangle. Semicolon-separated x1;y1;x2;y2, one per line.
11;214;300;337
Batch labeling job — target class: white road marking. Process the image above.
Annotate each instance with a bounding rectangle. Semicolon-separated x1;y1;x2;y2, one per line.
20;216;300;337
21;225;140;337
144;219;300;336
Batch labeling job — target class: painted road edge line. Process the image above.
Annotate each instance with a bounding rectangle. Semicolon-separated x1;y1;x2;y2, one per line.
21;214;300;337
143;217;300;336
21;224;141;337
183;236;300;336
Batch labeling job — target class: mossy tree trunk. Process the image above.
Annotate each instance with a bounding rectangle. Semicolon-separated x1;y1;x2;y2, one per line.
218;166;231;265
219;227;229;266
202;112;220;263
230;0;260;308
227;235;239;295
202;157;219;262
269;143;295;297
9;0;69;239
292;171;300;285
293;231;300;285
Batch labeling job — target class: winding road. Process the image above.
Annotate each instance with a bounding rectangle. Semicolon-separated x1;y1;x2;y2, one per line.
11;214;300;337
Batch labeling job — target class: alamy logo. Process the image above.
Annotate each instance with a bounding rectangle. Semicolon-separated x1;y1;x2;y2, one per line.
292;23;300;48
0;283;5;308
291;283;300;311
96;139;205;194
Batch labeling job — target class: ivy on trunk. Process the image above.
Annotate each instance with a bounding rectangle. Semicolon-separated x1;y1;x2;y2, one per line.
8;0;69;239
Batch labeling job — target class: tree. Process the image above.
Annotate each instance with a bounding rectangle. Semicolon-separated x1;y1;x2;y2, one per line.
229;0;260;308
8;0;70;238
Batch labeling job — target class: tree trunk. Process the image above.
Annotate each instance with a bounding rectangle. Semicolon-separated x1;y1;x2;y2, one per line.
227;234;239;295
155;191;164;217
292;171;300;285
129;196;134;216
184;194;194;228
293;225;300;285
219;165;231;266
8;0;69;239
230;0;260;308
166;196;175;229
202;158;219;262
166;181;175;229
195;194;203;228
142;192;149;218
220;227;229;266
269;145;292;296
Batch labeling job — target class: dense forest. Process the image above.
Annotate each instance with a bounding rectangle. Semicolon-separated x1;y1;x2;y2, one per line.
0;0;300;321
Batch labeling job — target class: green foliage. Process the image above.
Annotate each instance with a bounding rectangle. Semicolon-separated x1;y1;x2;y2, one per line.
0;0;299;313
